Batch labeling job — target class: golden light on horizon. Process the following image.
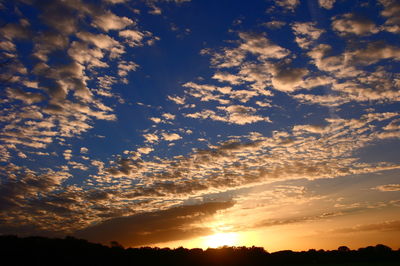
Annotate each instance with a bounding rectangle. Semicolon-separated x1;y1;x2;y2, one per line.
203;232;238;248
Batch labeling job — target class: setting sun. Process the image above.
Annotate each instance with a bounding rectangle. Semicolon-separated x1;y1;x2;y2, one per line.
203;232;238;248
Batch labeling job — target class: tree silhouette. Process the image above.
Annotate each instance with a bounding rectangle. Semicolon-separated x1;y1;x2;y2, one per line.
338;245;350;252
0;235;399;266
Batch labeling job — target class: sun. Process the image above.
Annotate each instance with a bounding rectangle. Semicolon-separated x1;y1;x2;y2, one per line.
203;232;238;248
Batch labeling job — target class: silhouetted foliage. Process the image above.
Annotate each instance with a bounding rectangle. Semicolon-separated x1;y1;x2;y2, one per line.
338;245;351;252
0;235;399;266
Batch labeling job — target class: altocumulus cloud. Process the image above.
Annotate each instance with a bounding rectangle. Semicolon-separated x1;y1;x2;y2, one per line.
75;201;235;247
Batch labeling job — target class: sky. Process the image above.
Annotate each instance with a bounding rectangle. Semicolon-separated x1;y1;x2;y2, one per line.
0;0;400;252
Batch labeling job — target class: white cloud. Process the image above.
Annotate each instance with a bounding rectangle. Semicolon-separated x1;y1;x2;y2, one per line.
143;133;159;143
162;133;182;141
104;0;128;4
293;124;329;134
167;95;185;105
138;147;154;154
118;61;138;76
119;30;144;46
92;12;133;31
349;42;400;65
275;0;300;12
185;105;270;125
150;117;162;123
270;62;309;92
76;31;121;50
380;0;400;33
238;32;290;60
318;0;335;9
6;88;45;104
162;113;176;120
332;13;379;36
63;149;72;160
263;21;286;29
292;22;325;49
374;184;400;192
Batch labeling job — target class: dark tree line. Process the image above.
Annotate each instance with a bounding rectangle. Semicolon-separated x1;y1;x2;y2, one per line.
0;235;399;266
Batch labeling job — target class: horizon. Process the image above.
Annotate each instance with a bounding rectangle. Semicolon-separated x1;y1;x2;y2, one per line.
2;236;399;266
1;234;399;253
1;0;400;252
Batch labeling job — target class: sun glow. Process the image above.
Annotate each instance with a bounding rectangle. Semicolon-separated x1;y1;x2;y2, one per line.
203;232;238;248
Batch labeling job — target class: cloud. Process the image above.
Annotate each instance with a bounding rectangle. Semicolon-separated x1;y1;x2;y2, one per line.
119;30;144;46
92;12;133;31
0;40;16;52
307;44;356;76
145;0;191;15
76;31;121;50
182;82;232;104
63;149;72;161
380;0;400;33
75;201;234;247
212;72;243;85
35;0;80;34
162;133;182;141
0;166;71;211
0;22;30;40
143;133;159;143
229;89;259;103
68;161;89;171
150;117;162;123
270;62;309;92
33;31;69;61
2;0;400;242
162;113;176;120
349;41;400;65
137;147;154;154
0;0;153;158
6;88;45;104
202;31;289;69
292;22;325;49
106;158;140;177
118;61;138;76
185;105;270;125
293;124;329;134
80;147;89;154
167;95;185;105
185;109;217;120
67;41;108;68
216;105;270;125
330;220;400;233
374;184;400;192
238;32;289;60
294;66;400;106
377;131;400;139
104;0;128;3
332;13;379;36
318;0;335;9
383;119;400;131
275;0;300;12
183;82;232;94
263;21;286;29
2;110;400;235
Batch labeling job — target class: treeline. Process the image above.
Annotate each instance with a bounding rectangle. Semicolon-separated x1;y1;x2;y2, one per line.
0;235;399;265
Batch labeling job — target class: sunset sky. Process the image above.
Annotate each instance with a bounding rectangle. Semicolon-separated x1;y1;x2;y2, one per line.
1;0;400;251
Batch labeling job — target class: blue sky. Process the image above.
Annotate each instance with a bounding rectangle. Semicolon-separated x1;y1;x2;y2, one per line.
1;0;400;250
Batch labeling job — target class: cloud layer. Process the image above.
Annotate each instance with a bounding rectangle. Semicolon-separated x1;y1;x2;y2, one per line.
1;0;399;248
